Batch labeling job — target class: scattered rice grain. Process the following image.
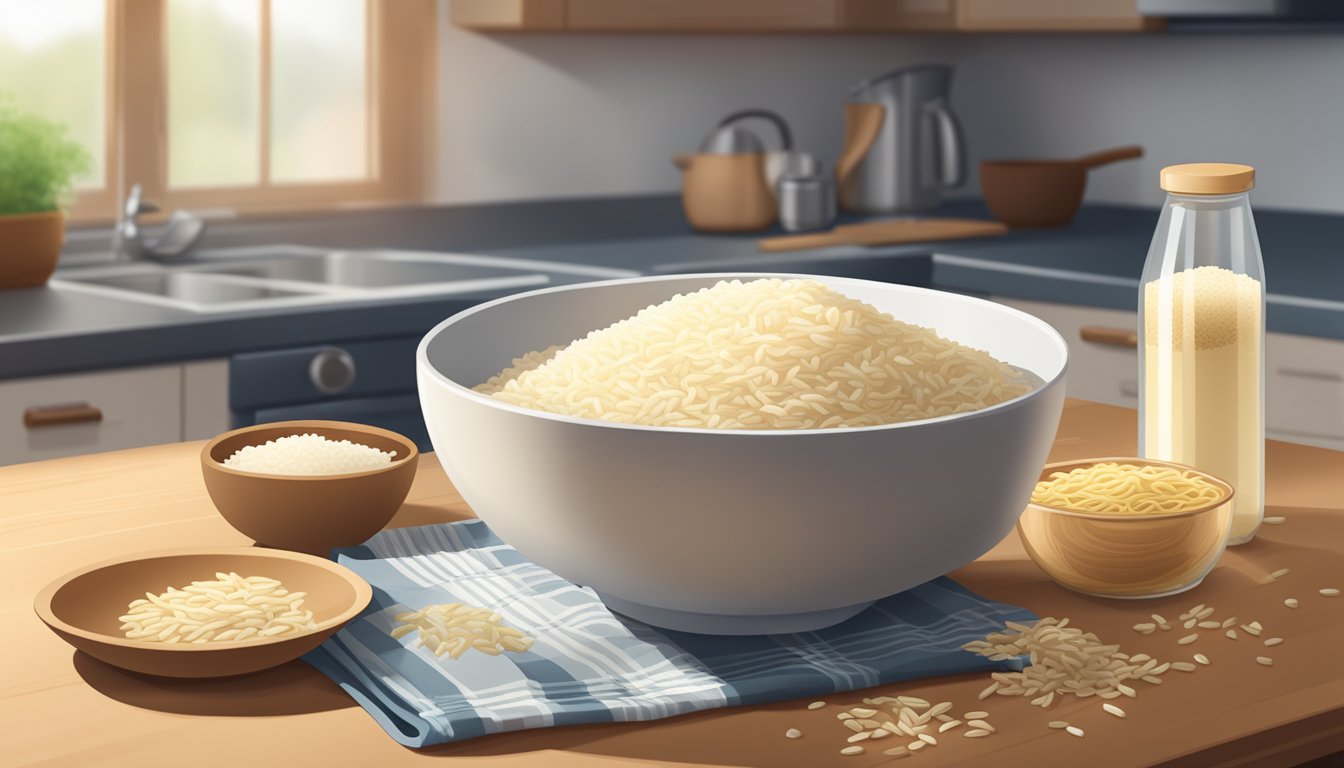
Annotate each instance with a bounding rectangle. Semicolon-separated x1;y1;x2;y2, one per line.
1178;633;1199;645
1103;703;1126;718
1256;656;1274;666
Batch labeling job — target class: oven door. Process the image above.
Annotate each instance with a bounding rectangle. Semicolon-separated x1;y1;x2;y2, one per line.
240;394;431;452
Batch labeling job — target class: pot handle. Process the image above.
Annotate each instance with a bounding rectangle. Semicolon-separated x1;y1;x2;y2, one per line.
929;103;966;189
1075;145;1144;170
717;109;793;151
835;102;884;190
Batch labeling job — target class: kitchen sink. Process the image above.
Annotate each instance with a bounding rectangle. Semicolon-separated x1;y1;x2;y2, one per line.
64;271;325;305
51;246;637;312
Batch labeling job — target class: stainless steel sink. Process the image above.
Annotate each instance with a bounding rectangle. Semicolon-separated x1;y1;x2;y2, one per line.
66;271;321;305
51;246;637;312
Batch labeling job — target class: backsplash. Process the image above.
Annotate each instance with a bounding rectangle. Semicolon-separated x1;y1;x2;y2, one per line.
435;0;1344;213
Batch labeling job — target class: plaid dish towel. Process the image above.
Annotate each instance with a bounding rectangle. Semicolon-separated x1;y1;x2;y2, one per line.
304;520;1034;747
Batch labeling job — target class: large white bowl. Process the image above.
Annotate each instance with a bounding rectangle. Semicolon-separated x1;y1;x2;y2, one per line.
417;274;1068;634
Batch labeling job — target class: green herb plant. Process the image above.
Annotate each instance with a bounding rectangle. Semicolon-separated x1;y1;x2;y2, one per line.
0;95;92;216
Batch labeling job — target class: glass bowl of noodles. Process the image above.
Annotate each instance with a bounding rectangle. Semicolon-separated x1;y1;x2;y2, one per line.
1017;457;1235;599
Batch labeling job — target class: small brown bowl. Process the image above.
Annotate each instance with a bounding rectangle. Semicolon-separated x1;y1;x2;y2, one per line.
34;547;372;678
201;420;418;555
1017;457;1235;599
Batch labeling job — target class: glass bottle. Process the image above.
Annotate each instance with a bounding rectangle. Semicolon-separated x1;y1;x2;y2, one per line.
1139;164;1265;545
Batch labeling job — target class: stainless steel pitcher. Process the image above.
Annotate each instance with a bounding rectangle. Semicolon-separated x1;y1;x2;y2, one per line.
836;65;966;214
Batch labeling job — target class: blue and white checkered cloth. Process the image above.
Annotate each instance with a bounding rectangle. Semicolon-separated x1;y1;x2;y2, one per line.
304;520;1034;747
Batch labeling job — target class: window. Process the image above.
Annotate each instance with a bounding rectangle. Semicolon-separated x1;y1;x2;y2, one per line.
0;0;435;222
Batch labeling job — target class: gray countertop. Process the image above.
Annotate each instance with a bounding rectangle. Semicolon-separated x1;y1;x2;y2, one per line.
3;195;1342;380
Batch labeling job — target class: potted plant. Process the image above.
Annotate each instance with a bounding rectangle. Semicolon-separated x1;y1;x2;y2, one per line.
0;96;91;288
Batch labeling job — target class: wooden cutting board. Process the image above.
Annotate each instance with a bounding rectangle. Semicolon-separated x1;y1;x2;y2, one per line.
759;217;1008;252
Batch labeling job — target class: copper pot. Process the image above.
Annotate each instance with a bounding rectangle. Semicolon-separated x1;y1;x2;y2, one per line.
980;146;1144;229
676;109;794;233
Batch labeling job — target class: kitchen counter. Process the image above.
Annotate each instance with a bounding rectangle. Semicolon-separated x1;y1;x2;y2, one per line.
4;399;1342;768
4;196;1344;380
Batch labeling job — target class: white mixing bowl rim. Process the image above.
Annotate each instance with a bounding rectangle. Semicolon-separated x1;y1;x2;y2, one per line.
418;272;1070;437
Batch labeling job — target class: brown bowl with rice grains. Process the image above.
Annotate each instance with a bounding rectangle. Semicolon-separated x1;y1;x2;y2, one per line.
1017;457;1234;599
201;420;418;555
33;547;372;678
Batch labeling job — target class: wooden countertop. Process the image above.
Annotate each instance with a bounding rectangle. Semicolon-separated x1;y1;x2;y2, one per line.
3;399;1342;768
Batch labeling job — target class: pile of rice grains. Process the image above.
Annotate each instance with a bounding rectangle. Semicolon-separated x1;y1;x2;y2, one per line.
790;552;1335;759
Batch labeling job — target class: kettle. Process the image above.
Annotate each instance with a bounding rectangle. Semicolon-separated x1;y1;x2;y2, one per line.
836;65;966;215
675;109;794;233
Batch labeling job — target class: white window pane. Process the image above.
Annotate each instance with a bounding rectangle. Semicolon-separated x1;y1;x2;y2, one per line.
167;0;260;188
270;0;368;183
0;0;106;189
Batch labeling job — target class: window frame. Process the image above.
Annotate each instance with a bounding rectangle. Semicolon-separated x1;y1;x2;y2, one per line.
71;0;435;224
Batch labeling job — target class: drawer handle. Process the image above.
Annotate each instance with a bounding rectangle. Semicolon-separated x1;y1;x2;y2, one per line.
23;402;104;429
1277;367;1343;383
1080;326;1137;348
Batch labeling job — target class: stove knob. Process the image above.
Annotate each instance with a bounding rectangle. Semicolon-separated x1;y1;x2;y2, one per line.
309;346;356;395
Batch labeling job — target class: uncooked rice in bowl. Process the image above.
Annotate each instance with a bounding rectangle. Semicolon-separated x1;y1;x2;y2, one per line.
222;433;397;475
476;278;1033;430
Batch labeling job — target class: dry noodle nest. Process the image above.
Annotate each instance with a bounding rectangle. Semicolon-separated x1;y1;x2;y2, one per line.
1032;462;1225;516
477;278;1033;430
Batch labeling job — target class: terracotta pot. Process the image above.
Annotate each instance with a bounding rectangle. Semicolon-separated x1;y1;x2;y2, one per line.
0;211;65;288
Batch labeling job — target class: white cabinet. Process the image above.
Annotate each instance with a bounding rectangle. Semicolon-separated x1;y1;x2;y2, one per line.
1265;333;1344;451
182;360;231;440
993;297;1140;409
0;360;230;466
994;296;1344;451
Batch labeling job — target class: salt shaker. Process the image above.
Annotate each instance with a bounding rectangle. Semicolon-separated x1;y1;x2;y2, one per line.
777;173;837;232
1139;163;1266;545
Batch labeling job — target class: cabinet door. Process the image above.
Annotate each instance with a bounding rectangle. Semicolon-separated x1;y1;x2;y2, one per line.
0;365;183;466
993;296;1139;408
1265;333;1344;451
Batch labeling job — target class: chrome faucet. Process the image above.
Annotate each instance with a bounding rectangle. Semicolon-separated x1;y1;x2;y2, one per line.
113;184;207;261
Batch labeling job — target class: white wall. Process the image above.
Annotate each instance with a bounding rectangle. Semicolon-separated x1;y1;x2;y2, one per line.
435;2;947;204
950;34;1344;212
436;2;1344;212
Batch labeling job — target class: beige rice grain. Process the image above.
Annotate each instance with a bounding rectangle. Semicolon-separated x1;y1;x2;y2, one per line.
479;279;1032;430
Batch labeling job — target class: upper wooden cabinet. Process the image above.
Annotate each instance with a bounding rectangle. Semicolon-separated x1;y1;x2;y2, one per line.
450;0;1160;34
